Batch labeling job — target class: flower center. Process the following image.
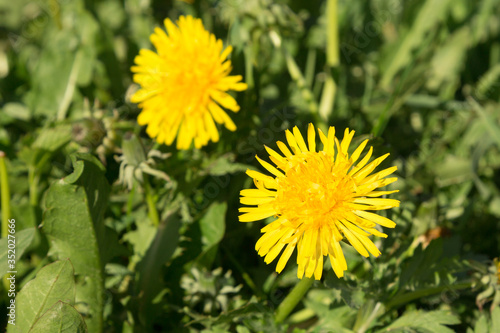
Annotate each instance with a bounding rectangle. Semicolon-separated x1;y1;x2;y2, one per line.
274;151;355;229
160;42;217;116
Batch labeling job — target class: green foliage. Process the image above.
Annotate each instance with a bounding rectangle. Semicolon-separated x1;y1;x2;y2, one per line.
471;307;500;333
9;260;75;333
376;310;460;333
135;211;181;325
1;0;500;332
29;301;88;333
197;202;227;267
0;228;34;277
43;154;108;332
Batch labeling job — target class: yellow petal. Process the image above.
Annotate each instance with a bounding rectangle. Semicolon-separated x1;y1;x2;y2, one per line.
240;188;276;197
239;208;276;222
265;242;286;264
258;229;292;256
293;126;309;152
307;123;316;152
352;153;390;181
255;228;284;252
240;196;275;205
285;130;301;154
313;255;324;280
353;197;400;209
256;156;285;178
276;239;297;273
349;139;369;165
305;257;317;278
354;210;396;228
340;128;355;156
276;141;293;158
348;147;373;176
338;222;369;257
246;170;276;184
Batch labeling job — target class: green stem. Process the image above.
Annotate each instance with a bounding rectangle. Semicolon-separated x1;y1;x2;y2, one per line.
372;60;415;137
0;152;10;238
354;301;384;333
275;277;314;324
143;176;160;227
305;48;317;88
288;308;316;324
28;166;39;207
244;45;255;90
57;49;83;120
126;182;136;216
319;78;336;120
268;30;320;120
319;0;339;121
325;0;340;68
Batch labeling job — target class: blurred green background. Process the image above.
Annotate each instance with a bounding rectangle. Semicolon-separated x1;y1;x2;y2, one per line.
1;0;500;332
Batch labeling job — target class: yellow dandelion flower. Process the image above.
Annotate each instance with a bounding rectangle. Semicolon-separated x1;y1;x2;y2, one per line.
239;124;400;280
131;15;247;149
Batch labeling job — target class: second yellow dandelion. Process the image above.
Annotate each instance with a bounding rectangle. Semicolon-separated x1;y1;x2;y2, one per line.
131;15;247;149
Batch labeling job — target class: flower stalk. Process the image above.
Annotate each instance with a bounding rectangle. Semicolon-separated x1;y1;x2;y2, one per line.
275;277;314;324
143;176;160;227
268;30;320;122
319;0;339;120
0;151;11;238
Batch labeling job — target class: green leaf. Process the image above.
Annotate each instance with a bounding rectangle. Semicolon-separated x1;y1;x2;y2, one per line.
187;300;272;327
340;287;366;310
380;0;454;88
435;156;472;187
136;211;181;326
473;313;488;333
197;202;227;267
207;159;253;176
470;99;500;149
492;307;500;333
303;290;357;332
43;154;109;333
236;326;252;333
399;240;444;289
352;300;385;333
25;30;76;117
475;64;500;100
25;2;99;118
122;214;157;264
29;301;87;333
1;103;31;121
473;0;498;42
376;310;460;333
427;27;470;98
8;260;75;333
0;227;35;277
74;12;99;87
472;307;500;333
32;125;72;152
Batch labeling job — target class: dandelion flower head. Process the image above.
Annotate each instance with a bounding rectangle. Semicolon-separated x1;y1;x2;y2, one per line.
239;124;399;280
131;15;247;149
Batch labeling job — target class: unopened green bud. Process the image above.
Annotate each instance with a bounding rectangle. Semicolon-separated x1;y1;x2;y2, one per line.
72;118;106;148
